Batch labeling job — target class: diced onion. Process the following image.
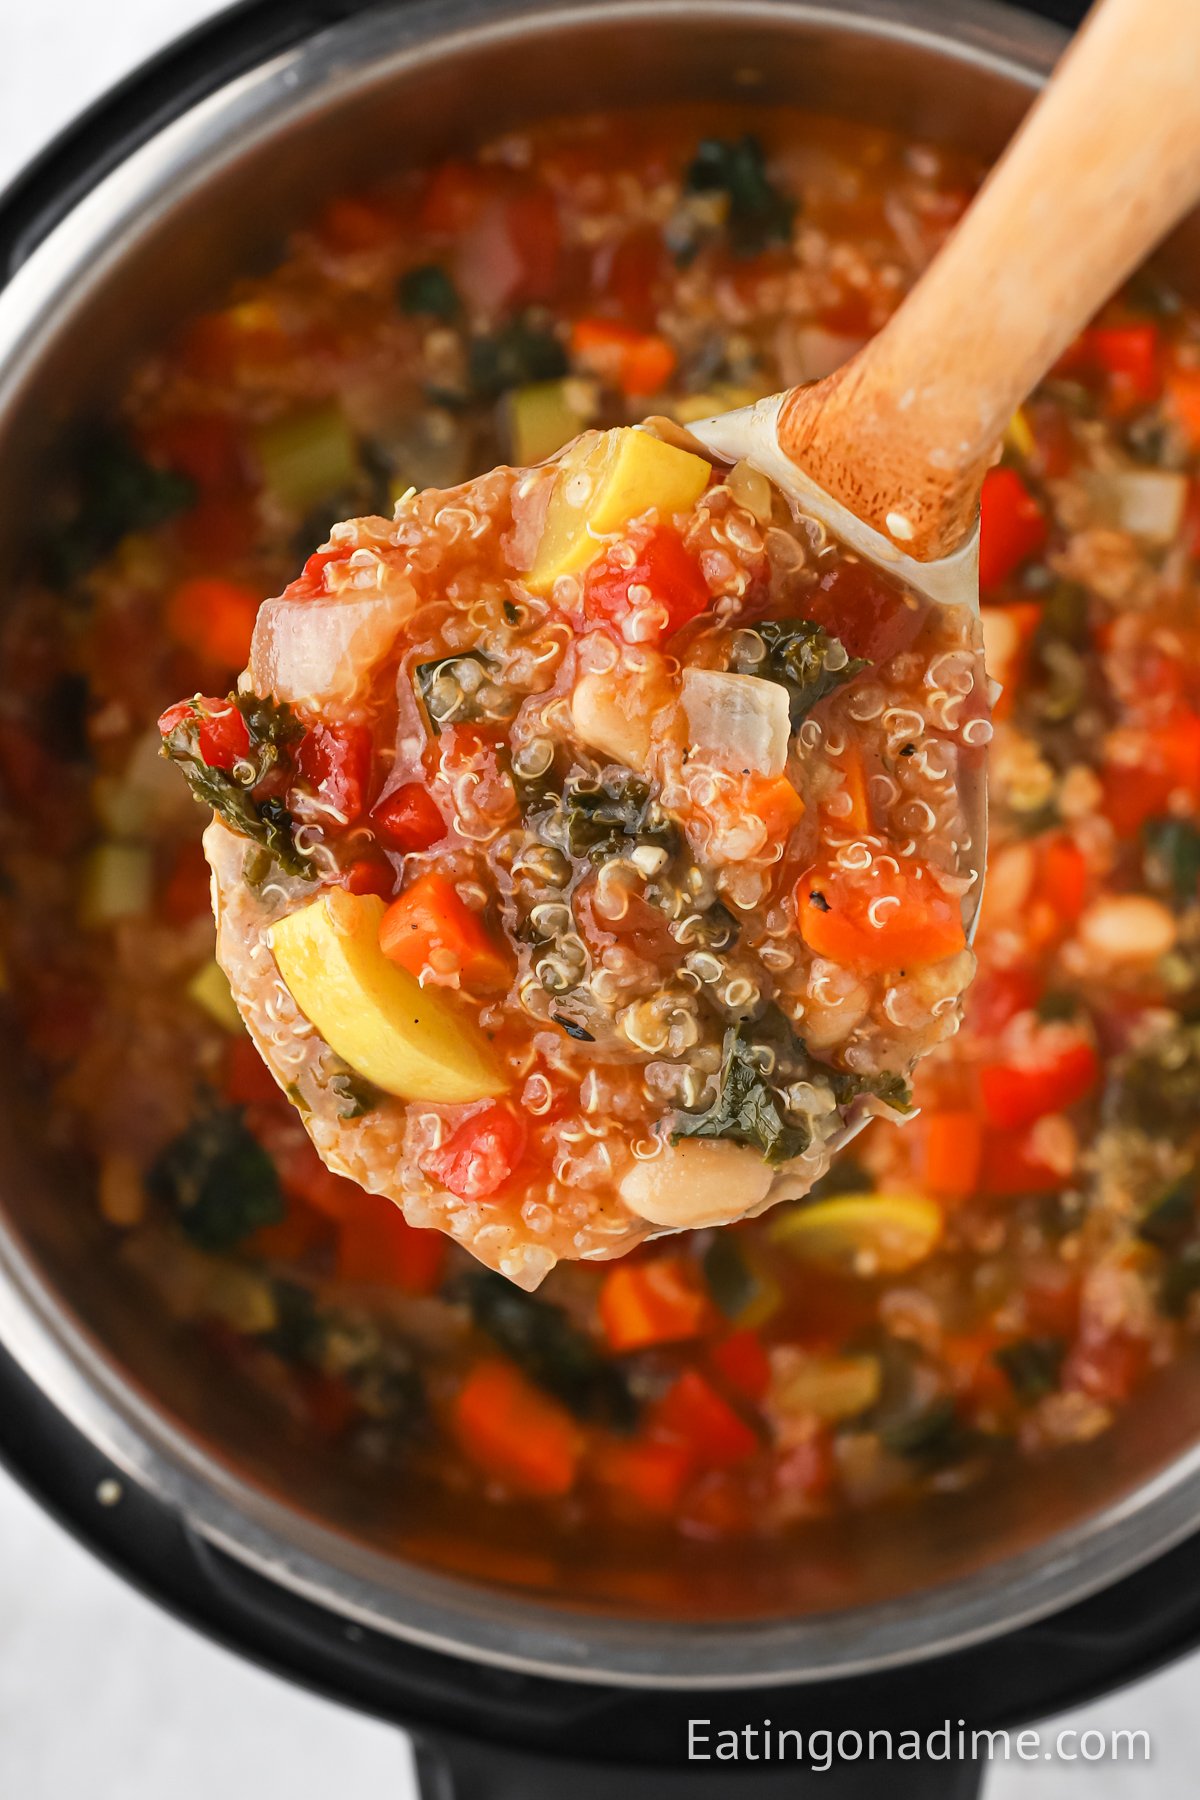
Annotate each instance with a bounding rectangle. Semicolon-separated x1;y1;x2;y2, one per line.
251;587;411;713
681;668;791;777
1083;469;1187;543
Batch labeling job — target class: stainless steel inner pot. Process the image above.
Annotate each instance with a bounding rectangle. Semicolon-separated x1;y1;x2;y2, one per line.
3;0;1200;1690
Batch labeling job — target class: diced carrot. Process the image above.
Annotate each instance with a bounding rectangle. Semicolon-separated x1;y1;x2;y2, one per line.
590;1435;694;1514
337;1192;447;1294
379;871;509;990
745;772;805;843
710;1329;772;1403
598;1256;712;1353
571;317;678;398
651;1370;759;1470
825;743;871;834
1167;365;1200;450
166;576;260;670
452;1359;583;1497
795;859;966;971
920;1109;983;1203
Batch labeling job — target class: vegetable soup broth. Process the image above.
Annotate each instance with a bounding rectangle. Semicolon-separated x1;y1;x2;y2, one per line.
5;104;1200;1551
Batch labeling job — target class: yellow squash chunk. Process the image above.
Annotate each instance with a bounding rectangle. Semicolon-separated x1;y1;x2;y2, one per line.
768;1193;943;1276
269;889;507;1104
527;427;711;595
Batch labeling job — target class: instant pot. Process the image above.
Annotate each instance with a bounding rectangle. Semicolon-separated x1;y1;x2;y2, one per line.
3;1;1200;1793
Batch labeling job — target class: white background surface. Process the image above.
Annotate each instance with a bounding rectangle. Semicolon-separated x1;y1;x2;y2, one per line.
0;2;1191;1792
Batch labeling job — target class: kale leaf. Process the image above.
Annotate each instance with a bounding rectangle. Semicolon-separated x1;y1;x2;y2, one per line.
160;693;313;877
460;1270;636;1427
466;317;568;400
733;618;867;727
1143;816;1200;909
993;1336;1065;1403
684;136;796;259
150;1105;284;1251
398;263;461;319
821;1061;913;1117
672;1024;809;1166
45;433;196;587
561;772;678;863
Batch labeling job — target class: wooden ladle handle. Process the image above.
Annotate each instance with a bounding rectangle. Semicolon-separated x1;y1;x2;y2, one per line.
777;0;1200;561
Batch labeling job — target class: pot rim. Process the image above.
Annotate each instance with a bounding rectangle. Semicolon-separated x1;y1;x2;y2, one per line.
5;0;1200;1690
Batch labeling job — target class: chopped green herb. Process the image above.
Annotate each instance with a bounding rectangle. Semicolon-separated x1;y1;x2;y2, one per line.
1144;816;1200;908
149;1105;284;1251
820;1060;913;1117
685;136;797;259
461;1271;636;1427
561;772;677;863
673;1025;808;1166
732;618;867;727
993;1337;1065;1403
398;263;461;318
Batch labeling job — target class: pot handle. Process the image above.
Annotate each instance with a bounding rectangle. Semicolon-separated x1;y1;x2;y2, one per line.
412;1729;984;1800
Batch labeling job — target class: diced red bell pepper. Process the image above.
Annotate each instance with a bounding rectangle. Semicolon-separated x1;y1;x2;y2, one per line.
979;1036;1099;1131
336;1192;448;1294
166;576;260;670
978;466;1048;593
584;524;710;644
282;545;352;603
452;1359;582;1497
598;1256;712;1353
296;722;373;824
1088;323;1161;408
423;1103;527;1202
709;1329;772;1403
379;871;510;989
372;782;446;852
158;696;250;772
966;965;1041;1038
651;1370;759;1470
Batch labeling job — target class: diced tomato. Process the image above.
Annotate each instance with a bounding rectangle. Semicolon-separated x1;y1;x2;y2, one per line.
282;545;351;602
600;224;669;329
224;1034;282;1108
652;1370;759;1470
1101;710;1200;835
423;1103;527;1202
315;192;399;253
177;493;258;562
1064;1330;1149;1405
920;1109;984;1203
802;557;922;664
452;1359;582;1497
598;1256;712;1353
371;782;446;852
1039;834;1088;925
590;1435;694;1514
379;871;510;989
161;841;213;927
140;413;244;494
795;859;966;972
1088;323;1161;409
977;1127;1069;1197
710;1330;772;1403
978;467;1048;593
967;965;1041;1038
337;1192;448;1294
340;858;394;900
571;317;678;398
296;723;373;824
166;576;260;670
1166;365;1200;451
158;696;251;771
584;524;709;643
979;1036;1099;1131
